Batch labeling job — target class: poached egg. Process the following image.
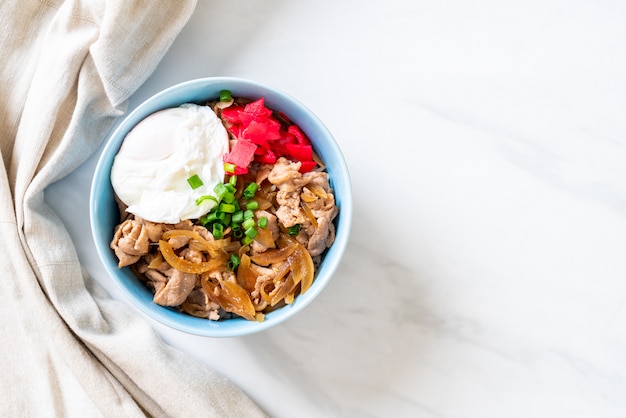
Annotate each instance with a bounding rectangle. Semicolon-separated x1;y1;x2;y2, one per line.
111;103;229;224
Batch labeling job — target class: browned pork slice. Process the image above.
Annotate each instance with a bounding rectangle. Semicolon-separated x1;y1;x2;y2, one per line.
152;269;197;307
137;257;198;307
275;190;306;227
270;159;307;228
305;210;334;256
180;288;222;320
141;218;164;242
255;163;273;185
193;225;213;241
267;158;309;192
110;217;150;267
251;210;280;253
267;157;338;257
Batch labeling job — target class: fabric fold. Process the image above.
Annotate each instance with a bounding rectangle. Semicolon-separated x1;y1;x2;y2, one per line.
0;1;267;416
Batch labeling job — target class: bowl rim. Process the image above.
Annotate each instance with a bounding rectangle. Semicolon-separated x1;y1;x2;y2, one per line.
90;76;352;337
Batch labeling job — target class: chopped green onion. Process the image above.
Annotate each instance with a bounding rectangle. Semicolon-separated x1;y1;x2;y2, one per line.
232;211;244;224
229;175;238;187
242;218;255;230
245;227;258;239
224;163;236;174
288;224;301;236
258;216;268;229
195;195;219;206
219;89;232;102
225;183;236;193
232;225;244;239
201;211;219;224
243;209;254;220
223;192;236;204
214;211;226;222
212;223;224;239
187;174;203;190
245;201;259;210
219;203;236;213
214;183;228;199
242;182;259;199
241;236;254;246
222;213;232;227
228;254;240;271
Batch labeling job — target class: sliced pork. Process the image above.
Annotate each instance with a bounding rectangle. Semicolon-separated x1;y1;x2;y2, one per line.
267;157;338;256
110;218;150;267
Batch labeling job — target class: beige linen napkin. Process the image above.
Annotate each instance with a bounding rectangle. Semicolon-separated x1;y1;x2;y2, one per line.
0;1;266;416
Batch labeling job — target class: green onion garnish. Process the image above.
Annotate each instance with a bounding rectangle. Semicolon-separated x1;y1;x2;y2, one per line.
224;163;236;174
212;223;224;239
241;236;254;246
232;226;244;239
258;216;268;229
288;224;301;236
220;89;232;102
187;174;203;190
242;218;255;230
219;203;236;213
228;254;240;271
214;183;228;199
245;201;259;211
242;183;259;199
195;195;219;206
245;226;258;239
229;175;237;187
223;192;236;204
243;209;254;220
232;211;244;224
202;211;219;224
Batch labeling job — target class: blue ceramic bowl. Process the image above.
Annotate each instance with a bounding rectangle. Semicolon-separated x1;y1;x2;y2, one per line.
90;77;352;337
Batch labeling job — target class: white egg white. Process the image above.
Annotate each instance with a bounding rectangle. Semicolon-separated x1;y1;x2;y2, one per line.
111;103;229;224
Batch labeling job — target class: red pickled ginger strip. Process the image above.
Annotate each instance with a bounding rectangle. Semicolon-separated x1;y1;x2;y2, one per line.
224;140;257;174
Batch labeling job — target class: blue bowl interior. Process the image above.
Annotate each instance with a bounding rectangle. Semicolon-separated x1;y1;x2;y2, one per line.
90;77;352;337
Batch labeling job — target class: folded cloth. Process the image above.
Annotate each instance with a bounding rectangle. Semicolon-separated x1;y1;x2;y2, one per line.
0;1;266;416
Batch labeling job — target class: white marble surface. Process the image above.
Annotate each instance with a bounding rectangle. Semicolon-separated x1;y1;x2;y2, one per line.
45;1;626;417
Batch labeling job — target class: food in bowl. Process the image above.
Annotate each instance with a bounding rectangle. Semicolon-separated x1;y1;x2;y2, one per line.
109;91;338;322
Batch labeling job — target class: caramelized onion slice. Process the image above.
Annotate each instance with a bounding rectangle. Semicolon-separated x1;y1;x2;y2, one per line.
158;240;226;274
272;260;291;283
301;192;317;203
147;252;164;269
289;243;315;294
270;273;298;306
300;201;318;228
284;292;295;305
162;229;208;244
259;281;273;303
308;185;329;199
236;254;257;292
162;229;231;257
249;240;297;266
312;150;325;170
254;227;276;249
249;197;273;211
203;275;256;321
